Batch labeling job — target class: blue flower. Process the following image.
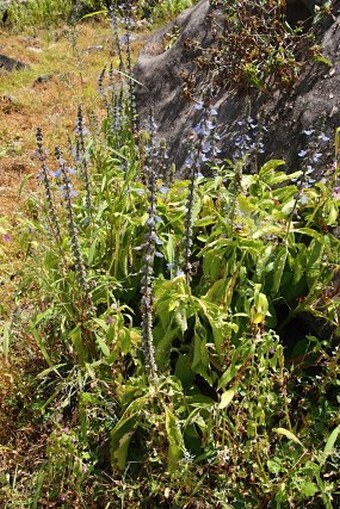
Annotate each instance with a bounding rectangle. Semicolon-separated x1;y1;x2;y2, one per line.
312;152;322;163
318;133;330;143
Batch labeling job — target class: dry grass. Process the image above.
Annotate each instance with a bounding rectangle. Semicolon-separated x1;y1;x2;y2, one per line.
0;21;118;216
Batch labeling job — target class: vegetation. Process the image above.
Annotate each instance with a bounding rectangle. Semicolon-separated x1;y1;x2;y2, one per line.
0;0;197;30
182;0;333;96
0;1;339;508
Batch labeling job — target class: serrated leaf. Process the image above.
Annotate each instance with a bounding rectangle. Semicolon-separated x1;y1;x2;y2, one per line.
218;388;236;409
273;427;304;447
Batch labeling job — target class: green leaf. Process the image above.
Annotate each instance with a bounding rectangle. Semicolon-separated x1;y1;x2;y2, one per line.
299;481;319;498
255;244;273;282
30;324;54;369
267;458;282;474
79;9;107;21
110;414;138;471
313;54;333;66
192;322;213;385
218;388;236;409
88;239;99;266
18;173;33;197
70;325;88;364
155;326;179;369
174;354;194;389
326;202;338;226
293;248;305;284
273;427;304;447
96;336;110;357
165;407;184;473
259;160;286;183
175;307;188;334
295;227;327;246
218;341;255;388
305;238;324;287
324;424;340;456
272;247;288;295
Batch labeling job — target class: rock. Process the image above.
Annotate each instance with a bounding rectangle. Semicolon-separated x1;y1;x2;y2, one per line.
27;46;43;54
33;74;53;86
0;95;21;114
83;45;104;53
133;0;340;175
0;54;29;73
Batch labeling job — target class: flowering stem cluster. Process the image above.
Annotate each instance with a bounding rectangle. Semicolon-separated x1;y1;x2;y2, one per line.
233;115;265;170
36;127;61;244
55;146;88;295
75;105;92;214
110;5;125;74
159;137;170;184
120;4;138;138
287;129;330;236
141;160;159;383
98;66;109;111
184;97;219;282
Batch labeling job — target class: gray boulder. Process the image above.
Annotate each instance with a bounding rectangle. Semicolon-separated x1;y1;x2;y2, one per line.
133;0;340;174
0;54;28;73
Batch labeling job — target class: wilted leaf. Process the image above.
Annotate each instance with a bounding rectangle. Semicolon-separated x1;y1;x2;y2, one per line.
273;427;304;447
218;388;236;409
